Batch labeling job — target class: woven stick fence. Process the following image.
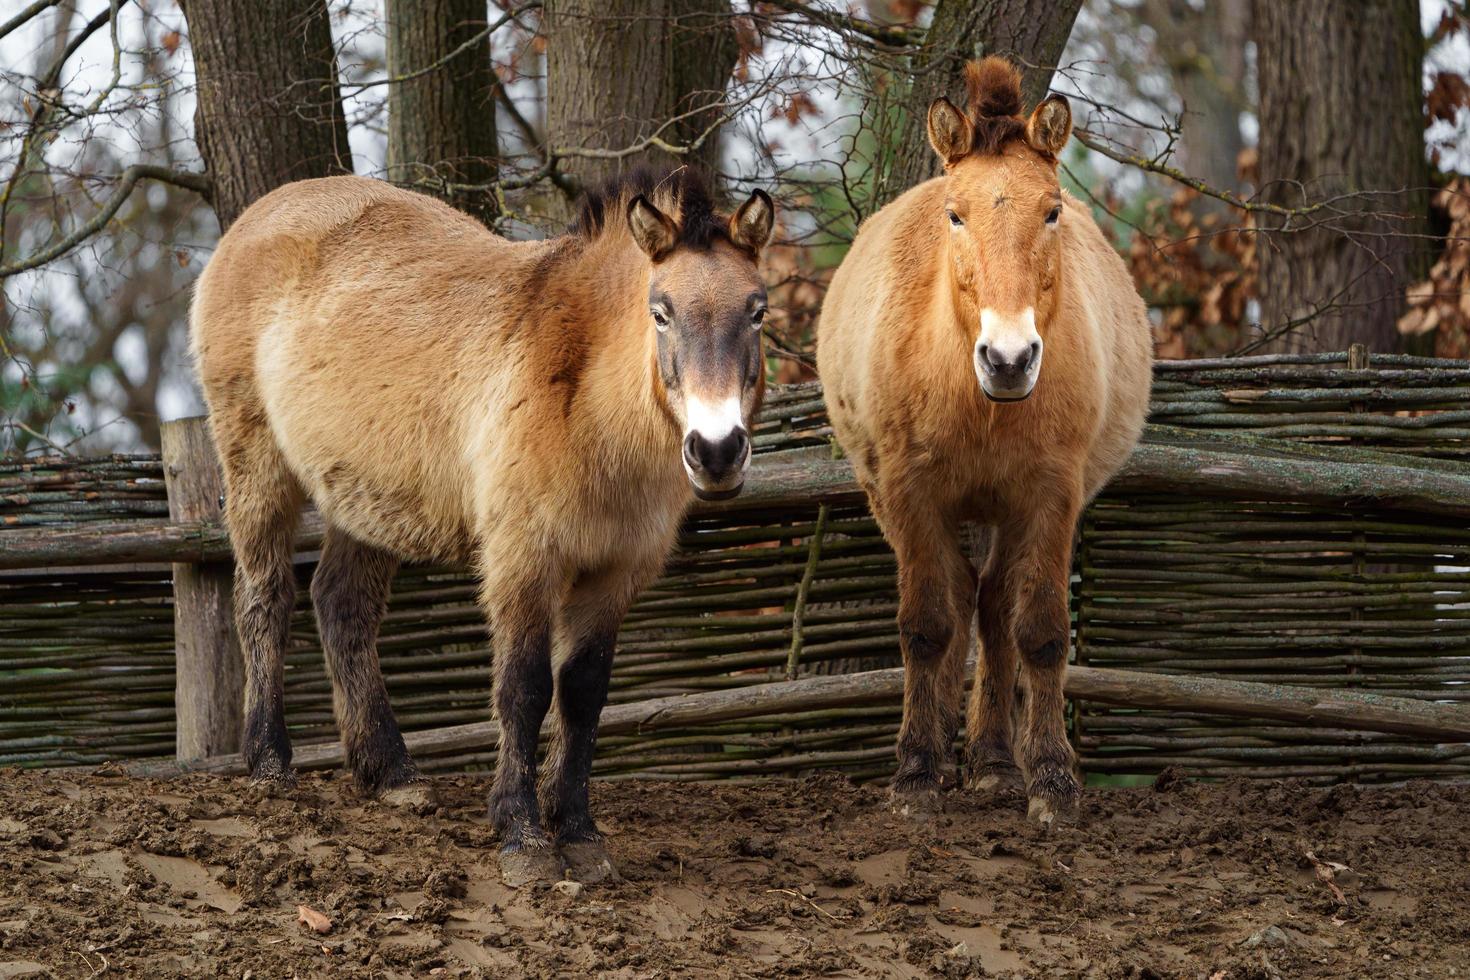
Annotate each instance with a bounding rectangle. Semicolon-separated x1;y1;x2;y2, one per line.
3;350;1470;782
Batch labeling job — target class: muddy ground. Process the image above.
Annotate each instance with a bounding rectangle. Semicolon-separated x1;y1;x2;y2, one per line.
0;767;1465;979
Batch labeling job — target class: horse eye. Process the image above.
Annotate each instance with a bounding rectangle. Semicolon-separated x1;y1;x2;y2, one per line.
946;209;963;227
651;308;669;331
1045;205;1062;225
752;307;767;329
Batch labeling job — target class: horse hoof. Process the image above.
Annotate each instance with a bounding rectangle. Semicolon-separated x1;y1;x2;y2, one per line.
560;840;620;885
248;762;298;792
966;761;1024;794
1025;769;1079;831
379;780;438;811
888;783;943;819
499;842;564;889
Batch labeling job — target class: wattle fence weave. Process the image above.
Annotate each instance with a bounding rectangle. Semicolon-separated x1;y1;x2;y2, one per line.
3;351;1468;782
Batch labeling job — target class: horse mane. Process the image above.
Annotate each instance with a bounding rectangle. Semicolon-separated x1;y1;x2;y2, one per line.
571;165;728;249
962;56;1028;156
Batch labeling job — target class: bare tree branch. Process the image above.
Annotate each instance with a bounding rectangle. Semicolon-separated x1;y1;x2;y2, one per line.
341;1;542;95
758;0;921;49
0;165;210;278
0;0;63;44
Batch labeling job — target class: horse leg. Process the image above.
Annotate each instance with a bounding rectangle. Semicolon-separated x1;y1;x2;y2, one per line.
1009;485;1084;827
965;528;1023;791
539;560;651;884
939;536;978;781
311;524;423;799
483;560;562;886
214;413;303;787
881;494;967;812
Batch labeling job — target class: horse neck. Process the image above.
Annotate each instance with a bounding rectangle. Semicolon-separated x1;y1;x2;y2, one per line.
565;234;675;454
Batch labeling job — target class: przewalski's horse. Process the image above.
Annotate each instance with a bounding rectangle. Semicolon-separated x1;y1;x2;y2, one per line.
192;167;774;883
817;58;1152;825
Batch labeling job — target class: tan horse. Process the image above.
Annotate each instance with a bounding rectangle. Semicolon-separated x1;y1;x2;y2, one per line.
191;167;774;883
817;58;1152;825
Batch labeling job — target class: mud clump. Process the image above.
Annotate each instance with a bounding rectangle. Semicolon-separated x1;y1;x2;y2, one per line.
0;767;1465;977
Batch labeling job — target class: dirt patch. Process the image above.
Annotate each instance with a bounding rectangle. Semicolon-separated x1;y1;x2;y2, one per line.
0;767;1465;978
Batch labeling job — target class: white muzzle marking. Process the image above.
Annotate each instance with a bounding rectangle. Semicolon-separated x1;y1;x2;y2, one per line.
976;306;1043;400
685;394;743;441
682;394;750;484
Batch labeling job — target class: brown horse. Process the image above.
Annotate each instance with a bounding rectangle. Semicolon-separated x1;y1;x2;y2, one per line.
817;58;1152;825
191;167;774;883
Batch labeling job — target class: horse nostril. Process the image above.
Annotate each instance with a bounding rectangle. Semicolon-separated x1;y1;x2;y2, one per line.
1015;341;1039;374
685;428;748;478
730;429;750;468
979;343;997;369
706;429;747;475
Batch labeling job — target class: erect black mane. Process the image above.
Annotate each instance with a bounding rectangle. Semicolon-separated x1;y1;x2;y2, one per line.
964;56;1029;156
571;165;728;248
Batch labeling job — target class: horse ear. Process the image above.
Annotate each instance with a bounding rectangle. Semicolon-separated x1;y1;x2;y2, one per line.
729;189;774;255
927;97;972;167
627;195;679;261
1026;94;1072;158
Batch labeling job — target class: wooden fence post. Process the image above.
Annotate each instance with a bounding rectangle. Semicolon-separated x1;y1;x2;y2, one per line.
161;417;242;761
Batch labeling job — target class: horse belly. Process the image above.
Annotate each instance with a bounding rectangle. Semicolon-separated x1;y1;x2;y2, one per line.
308;461;474;564
256;324;476;564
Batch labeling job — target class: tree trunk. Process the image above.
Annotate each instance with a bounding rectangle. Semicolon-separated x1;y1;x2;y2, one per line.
1146;0;1249;197
181;0;352;230
543;0;737;219
665;0;739;174
1252;0;1430;353
874;0;1084;207
385;0;499;225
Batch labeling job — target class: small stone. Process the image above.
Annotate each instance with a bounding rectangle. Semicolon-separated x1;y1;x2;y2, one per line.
946;941;970;958
553;880;583;899
1240;925;1292;950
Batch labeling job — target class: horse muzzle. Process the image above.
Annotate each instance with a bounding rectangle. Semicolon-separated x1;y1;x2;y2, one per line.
683;427;751;501
974;336;1042;402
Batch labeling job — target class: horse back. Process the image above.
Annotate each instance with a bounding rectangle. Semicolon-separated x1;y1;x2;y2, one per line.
191;176;567;564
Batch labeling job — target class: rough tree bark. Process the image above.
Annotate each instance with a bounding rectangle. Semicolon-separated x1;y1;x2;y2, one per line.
874;0;1084;207
544;0;737;219
665;0;739;175
385;0;499;225
1252;0;1430;353
181;0;352;230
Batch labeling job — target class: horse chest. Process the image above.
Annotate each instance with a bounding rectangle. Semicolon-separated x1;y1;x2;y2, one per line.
567;465;687;567
889;410;1081;514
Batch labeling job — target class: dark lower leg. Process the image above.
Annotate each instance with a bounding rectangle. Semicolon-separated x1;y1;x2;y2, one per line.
488;624;555;851
938;559;978;769
312;532;415;794
540;630;616;844
237;558;297;784
966;557;1021;786
1014;542;1080;818
895;571;959;793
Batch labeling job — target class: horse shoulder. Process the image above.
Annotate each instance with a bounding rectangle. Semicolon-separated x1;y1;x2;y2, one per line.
819;182;948;467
